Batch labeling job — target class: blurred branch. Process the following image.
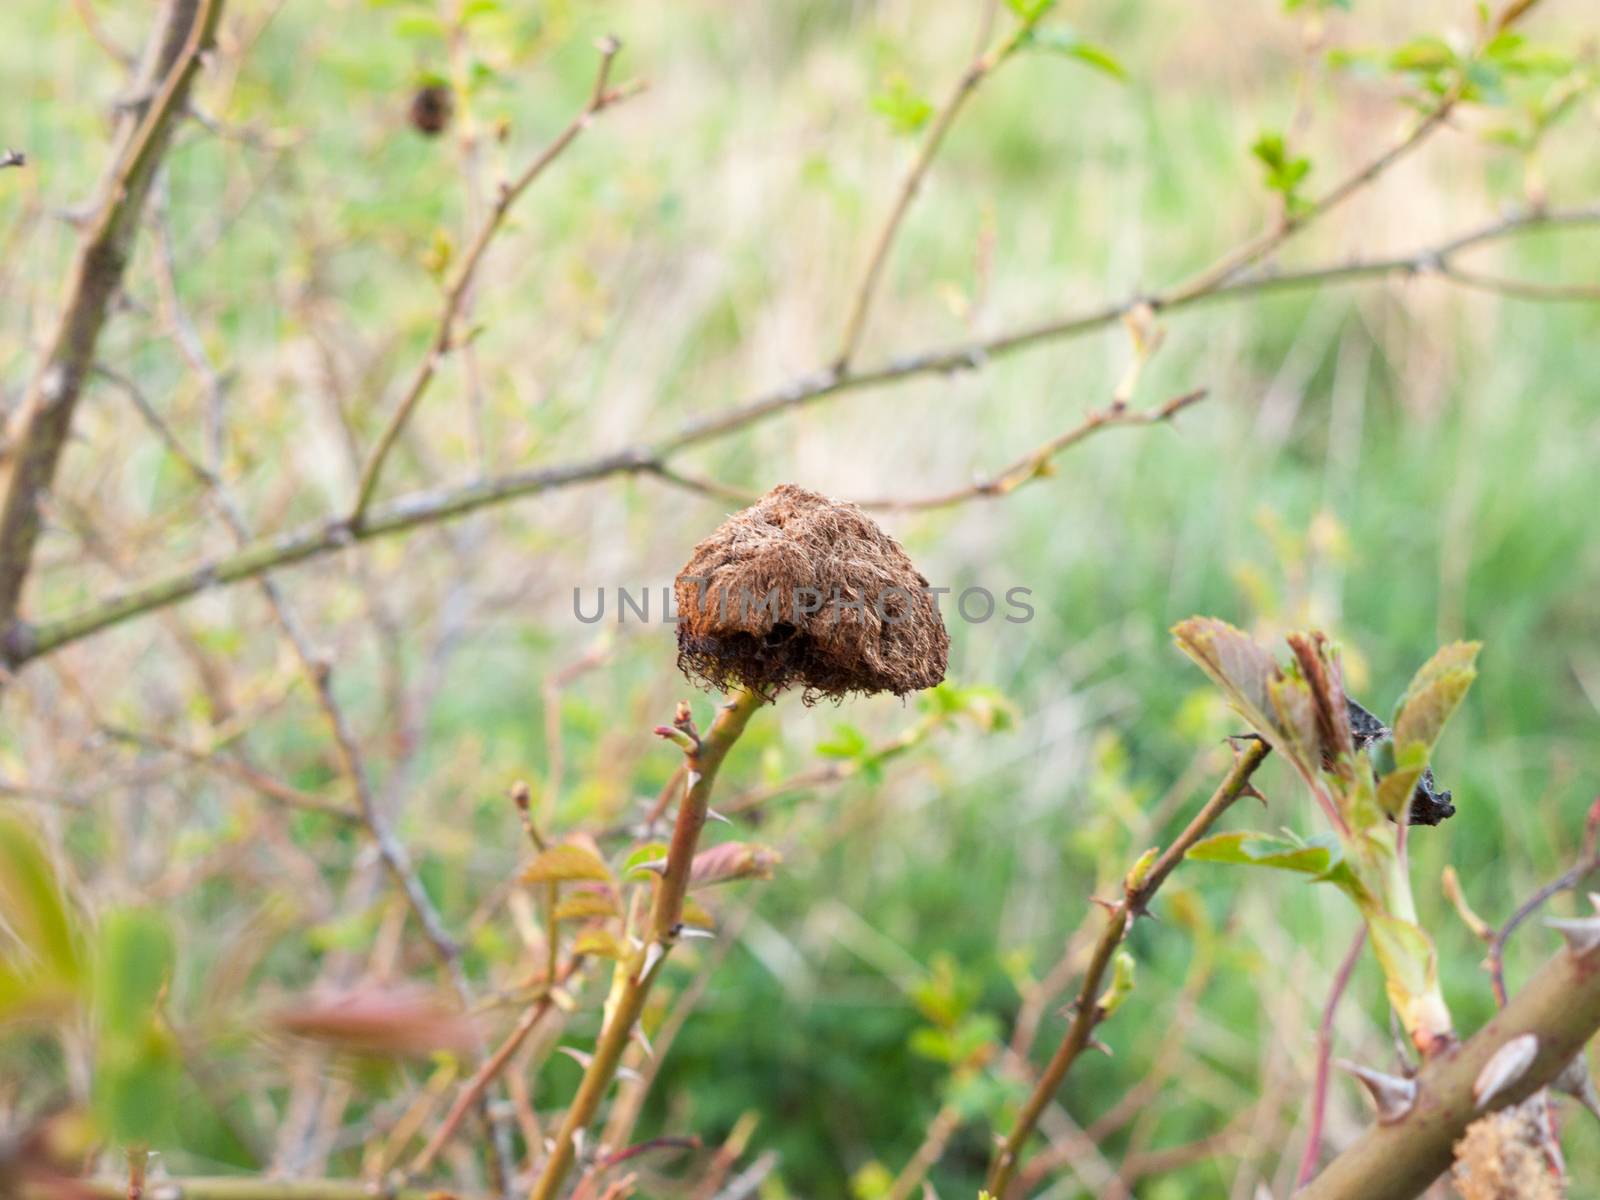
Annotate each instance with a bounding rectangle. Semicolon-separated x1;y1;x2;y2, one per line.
34;1181;482;1200
71;0;134;65
645;387;1207;512
1162;0;1549;305
101;724;358;821
0;0;223;632
1296;926;1367;1188
9;205;1600;669
853;387;1207;511
407;955;584;1177
530;690;766;1200
349;36;643;524
834;4;1049;370
1301;931;1600;1199
885;1104;962;1200
986;737;1272;1197
1485;795;1600;1007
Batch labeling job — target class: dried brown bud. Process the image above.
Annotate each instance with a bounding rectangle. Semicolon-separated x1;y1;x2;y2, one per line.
674;484;948;701
409;84;453;137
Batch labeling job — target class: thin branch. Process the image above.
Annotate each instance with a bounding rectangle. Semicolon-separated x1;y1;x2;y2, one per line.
349;37;642;524
1159;0;1557;308
1485;795;1600;1006
407;956;583;1177
1296;926;1367;1188
529;690;767;1200
31;1180;484;1200
1436;262;1600;302
986;738;1272;1197
101;723;358;821
834;9;1045;370
852;387;1206;511
7;205;1599;669
0;0;224;628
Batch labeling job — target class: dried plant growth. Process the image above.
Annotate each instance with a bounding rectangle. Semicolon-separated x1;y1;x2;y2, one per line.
5;0;1600;1198
674;484;949;701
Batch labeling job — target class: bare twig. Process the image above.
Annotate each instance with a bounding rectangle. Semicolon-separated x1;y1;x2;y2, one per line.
0;0;224;628
407;955;583;1177
852;387;1207;511
7;204;1599;670
1485;795;1600;1006
349;37;642;523
1296;926;1367;1187
834;7;1048;370
986;738;1272;1196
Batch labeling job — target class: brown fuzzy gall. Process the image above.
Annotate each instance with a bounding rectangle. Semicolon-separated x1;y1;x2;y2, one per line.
1451;1097;1562;1200
674;484;948;701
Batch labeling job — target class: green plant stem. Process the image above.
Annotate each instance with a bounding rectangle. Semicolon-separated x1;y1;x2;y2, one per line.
1301;938;1600;1199
986;738;1271;1196
529;688;766;1200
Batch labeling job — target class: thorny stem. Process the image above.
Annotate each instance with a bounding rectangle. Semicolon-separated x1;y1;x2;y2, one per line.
349;37;642;524
985;738;1271;1196
7;205;1599;670
529;688;766;1200
1301;936;1600;1199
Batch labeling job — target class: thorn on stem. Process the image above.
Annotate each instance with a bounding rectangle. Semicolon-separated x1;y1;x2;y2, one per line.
1547;914;1600;959
1337;1060;1418;1124
1473;1034;1540;1110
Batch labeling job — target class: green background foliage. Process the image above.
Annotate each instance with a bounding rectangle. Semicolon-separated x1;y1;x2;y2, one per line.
2;0;1598;1196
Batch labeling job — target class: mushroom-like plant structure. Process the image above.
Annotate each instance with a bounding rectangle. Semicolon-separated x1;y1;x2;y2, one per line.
674;483;949;701
531;484;946;1199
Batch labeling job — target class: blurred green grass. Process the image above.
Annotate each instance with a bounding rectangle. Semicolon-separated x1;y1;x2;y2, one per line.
4;0;1599;1197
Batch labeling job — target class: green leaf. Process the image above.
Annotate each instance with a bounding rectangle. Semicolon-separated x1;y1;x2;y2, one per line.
1099;950;1136;1018
621;842;669;880
1393;642;1480;736
1188;830;1343;876
1004;0;1058;21
0;815;83;988
95;909;174;1041
570;928;623;960
1024;29;1128;81
522;842;613;885
393;11;447;39
1388;37;1457;74
816;724;869;759
93;909;179;1145
1170;617;1282;744
552;891;620;922
870;77;933;137
1251;132;1313;204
